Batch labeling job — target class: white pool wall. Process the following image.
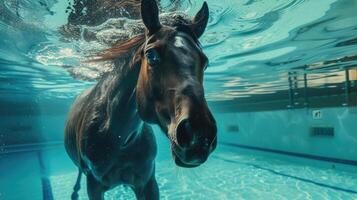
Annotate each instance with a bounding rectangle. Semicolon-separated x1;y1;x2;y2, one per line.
216;107;357;162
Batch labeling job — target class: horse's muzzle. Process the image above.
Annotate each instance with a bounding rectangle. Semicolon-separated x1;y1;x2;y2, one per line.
172;118;217;168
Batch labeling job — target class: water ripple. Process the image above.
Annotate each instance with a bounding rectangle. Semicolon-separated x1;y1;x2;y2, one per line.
1;0;357;101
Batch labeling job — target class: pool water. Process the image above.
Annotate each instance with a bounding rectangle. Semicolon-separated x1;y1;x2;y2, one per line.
1;0;357;101
1;140;357;200
1;0;357;199
53;145;357;200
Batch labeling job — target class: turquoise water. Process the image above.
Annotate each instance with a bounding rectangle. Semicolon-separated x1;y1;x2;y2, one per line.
50;144;357;200
1;0;356;100
1;0;357;199
1;139;357;199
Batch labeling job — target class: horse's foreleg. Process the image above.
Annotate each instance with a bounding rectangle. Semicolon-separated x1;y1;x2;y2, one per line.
133;171;159;200
143;174;159;200
87;174;107;200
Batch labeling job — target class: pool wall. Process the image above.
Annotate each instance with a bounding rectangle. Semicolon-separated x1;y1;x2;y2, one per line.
0;98;72;146
215;106;357;165
1;96;357;168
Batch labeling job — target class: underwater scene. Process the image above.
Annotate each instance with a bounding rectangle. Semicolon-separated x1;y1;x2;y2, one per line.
1;0;357;199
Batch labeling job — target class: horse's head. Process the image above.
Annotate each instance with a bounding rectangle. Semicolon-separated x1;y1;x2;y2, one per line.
136;0;217;168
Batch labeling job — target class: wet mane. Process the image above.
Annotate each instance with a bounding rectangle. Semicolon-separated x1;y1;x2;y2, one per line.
85;13;194;77
93;23;199;63
95;33;145;62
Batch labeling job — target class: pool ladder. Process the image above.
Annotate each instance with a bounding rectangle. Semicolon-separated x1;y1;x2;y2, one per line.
287;71;309;109
287;68;356;109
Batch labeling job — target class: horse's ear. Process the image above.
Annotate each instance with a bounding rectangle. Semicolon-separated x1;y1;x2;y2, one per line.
141;0;162;34
190;2;209;38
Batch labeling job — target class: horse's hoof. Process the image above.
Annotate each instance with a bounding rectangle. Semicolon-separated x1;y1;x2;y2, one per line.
71;193;79;200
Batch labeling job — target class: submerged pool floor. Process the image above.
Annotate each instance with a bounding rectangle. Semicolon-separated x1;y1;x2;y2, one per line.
1;144;357;200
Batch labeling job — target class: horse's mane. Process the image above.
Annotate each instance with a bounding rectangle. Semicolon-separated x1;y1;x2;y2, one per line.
90;11;193;62
77;12;193;81
94;33;145;63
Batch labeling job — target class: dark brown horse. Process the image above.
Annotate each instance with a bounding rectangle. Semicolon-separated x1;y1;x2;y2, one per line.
64;0;217;199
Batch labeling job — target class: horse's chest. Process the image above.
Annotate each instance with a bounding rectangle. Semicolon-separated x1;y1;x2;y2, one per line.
100;148;155;188
91;126;157;188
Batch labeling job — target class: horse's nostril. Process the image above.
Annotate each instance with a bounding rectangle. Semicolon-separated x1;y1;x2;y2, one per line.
204;138;210;148
161;110;171;122
176;119;194;148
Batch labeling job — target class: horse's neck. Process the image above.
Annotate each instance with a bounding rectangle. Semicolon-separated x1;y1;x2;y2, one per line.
103;60;142;137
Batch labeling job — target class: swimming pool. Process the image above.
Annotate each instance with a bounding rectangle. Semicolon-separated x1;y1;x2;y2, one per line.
1;133;357;200
1;0;357;199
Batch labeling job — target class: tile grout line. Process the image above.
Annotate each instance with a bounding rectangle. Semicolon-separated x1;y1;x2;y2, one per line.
214;155;357;195
221;142;357;166
37;151;54;200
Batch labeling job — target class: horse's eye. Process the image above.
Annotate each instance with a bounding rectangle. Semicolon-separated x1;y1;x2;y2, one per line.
146;49;161;66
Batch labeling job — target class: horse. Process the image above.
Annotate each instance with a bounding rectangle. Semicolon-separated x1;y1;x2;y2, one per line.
64;0;217;199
